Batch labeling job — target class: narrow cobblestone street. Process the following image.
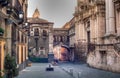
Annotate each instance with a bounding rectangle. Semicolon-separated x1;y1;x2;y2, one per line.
15;63;73;78
1;0;120;78
15;62;120;78
59;62;120;78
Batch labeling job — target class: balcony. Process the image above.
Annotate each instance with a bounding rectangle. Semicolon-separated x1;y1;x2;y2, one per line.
6;0;24;24
96;44;114;51
0;0;9;7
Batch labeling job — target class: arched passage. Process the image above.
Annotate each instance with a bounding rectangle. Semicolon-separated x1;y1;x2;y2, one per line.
53;45;73;61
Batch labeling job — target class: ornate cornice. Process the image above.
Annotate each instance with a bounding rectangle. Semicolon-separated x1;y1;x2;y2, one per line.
113;0;120;3
113;0;120;11
94;0;105;5
74;0;105;21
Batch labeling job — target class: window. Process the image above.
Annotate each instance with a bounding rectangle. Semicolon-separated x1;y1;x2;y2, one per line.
100;51;107;64
21;34;24;43
54;36;56;42
17;46;19;64
31;28;33;31
17;31;20;42
34;28;39;36
43;30;47;36
87;21;90;31
21;46;23;63
60;36;63;42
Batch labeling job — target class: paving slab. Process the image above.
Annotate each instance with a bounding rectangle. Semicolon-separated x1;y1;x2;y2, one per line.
59;62;120;78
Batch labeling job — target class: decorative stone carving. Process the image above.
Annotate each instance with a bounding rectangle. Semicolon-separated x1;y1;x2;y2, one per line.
114;43;120;52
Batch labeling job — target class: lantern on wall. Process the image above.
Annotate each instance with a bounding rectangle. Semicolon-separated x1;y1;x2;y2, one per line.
19;11;24;19
18;11;24;24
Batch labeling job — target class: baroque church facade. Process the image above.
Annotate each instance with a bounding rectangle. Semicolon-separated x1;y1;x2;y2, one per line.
74;0;120;73
28;8;71;62
28;8;54;60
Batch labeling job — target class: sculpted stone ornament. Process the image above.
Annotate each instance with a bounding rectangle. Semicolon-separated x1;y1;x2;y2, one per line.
114;43;120;52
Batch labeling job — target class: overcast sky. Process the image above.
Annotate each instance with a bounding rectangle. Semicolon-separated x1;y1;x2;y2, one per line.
28;0;77;28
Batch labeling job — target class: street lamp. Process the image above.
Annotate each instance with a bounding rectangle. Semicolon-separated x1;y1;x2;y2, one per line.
25;22;28;26
19;11;24;19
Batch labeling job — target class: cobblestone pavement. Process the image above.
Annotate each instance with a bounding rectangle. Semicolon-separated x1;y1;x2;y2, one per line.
59;62;120;78
15;63;73;78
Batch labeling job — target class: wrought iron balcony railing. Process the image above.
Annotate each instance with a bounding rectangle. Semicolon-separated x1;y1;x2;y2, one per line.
0;0;9;7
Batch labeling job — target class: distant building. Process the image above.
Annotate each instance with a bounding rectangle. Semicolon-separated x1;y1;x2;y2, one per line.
53;28;69;61
28;8;54;61
53;28;69;46
52;18;77;61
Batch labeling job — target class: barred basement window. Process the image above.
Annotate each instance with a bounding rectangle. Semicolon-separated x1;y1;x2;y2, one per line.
100;51;107;64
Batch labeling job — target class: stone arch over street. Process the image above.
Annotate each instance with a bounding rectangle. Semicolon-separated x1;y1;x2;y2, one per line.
53;43;75;62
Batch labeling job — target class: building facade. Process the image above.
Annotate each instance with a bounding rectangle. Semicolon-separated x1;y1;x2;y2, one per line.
53;28;69;46
74;0;120;73
53;28;69;61
28;8;54;62
0;0;8;75
0;0;28;76
67;17;76;61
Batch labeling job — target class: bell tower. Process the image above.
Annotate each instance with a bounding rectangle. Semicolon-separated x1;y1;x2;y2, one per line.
32;8;40;18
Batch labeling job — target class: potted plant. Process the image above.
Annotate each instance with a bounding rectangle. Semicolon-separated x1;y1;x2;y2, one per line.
0;27;4;36
4;54;19;78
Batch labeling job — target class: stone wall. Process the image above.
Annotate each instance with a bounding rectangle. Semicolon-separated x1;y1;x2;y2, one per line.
87;46;120;73
75;0;120;73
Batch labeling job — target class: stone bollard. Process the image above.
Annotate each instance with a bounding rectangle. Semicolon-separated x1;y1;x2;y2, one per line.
78;72;81;78
69;68;73;76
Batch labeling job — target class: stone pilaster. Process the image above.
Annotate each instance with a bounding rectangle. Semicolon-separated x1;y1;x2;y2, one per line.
108;0;115;34
104;0;116;44
105;0;109;34
49;32;53;53
105;0;115;35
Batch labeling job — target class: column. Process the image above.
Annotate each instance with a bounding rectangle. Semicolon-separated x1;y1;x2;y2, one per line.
118;12;120;35
105;0;109;34
49;32;53;53
108;0;115;34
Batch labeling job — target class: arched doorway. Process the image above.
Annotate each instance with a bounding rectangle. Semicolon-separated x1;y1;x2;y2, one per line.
53;45;71;61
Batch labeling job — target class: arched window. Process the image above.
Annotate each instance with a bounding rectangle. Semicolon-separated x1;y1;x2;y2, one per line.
54;36;56;42
60;36;63;42
43;30;47;36
34;28;39;36
17;31;20;42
